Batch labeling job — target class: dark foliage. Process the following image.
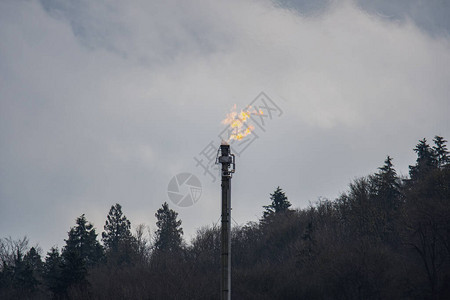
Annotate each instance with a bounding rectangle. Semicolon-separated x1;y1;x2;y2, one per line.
1;136;449;299
263;186;292;218
153;202;183;253
102;203;137;266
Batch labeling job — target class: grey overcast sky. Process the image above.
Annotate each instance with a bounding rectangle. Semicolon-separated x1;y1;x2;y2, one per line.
1;0;449;252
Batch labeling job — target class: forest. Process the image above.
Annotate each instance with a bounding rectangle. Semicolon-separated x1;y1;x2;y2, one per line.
1;136;449;299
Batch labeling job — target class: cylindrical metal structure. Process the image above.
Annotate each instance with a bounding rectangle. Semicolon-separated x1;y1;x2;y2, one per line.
218;144;233;300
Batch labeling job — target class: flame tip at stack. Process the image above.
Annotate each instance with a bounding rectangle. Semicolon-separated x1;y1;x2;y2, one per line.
222;104;263;141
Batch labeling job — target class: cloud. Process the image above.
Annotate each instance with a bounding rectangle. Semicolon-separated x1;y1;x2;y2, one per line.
1;0;449;251
356;0;450;36
276;0;450;36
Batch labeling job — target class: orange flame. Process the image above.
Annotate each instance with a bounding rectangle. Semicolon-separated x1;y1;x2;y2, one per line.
222;105;263;141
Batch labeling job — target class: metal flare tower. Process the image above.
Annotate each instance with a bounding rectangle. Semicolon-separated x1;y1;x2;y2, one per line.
217;143;235;300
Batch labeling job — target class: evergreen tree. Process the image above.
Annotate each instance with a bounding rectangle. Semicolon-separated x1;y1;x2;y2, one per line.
374;156;401;209
263;186;291;217
60;214;103;291
433;135;449;168
409;138;437;180
102;203;133;252
370;156;403;242
63;215;104;267
23;247;42;273
154;202;183;252
102;203;136;265
22;247;42;290
12;249;40;294
43;247;63;297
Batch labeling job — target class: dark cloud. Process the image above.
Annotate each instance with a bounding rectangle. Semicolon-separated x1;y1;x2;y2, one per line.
275;0;450;35
357;0;450;36
38;0;234;65
273;0;332;16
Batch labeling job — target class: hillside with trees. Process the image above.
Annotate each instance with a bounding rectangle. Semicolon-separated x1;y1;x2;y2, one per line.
1;136;449;299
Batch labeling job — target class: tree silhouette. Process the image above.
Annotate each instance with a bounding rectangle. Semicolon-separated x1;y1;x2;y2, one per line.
13;249;40;294
409;138;437;180
102;203;136;265
433;135;449;168
43;247;63;297
154;202;183;253
263;186;291;218
60;214;103;293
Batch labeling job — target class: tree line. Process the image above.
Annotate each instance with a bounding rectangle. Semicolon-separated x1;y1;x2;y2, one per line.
1;136;449;299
